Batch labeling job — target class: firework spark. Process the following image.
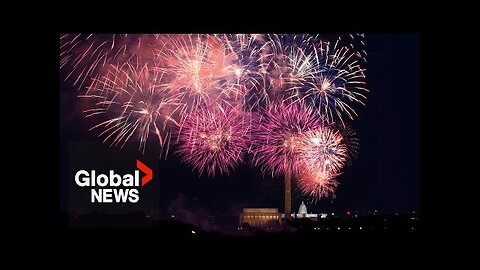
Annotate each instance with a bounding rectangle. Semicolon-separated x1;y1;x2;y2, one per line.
175;104;251;176
338;125;360;165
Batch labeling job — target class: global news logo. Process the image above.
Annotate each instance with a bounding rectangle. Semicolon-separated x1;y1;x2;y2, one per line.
74;160;153;203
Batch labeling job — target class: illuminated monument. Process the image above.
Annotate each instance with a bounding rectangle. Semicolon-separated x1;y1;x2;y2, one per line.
240;203;328;227
239;208;281;227
285;170;292;220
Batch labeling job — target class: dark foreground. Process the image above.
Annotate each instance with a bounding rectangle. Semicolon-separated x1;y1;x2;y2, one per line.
60;211;421;240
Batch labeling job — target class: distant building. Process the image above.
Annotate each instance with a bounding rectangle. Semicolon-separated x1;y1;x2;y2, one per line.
282;201;328;220
239;208;281;227
298;201;308;217
240;204;328;226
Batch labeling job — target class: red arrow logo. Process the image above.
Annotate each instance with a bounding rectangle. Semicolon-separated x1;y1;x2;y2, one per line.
137;160;153;186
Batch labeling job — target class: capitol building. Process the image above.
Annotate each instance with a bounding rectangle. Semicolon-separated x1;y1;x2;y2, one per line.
282;201;328;220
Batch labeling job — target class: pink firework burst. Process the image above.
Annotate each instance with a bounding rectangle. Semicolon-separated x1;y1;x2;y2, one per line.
299;126;348;174
175;104;251;177
296;124;360;201
298;168;339;200
250;102;324;177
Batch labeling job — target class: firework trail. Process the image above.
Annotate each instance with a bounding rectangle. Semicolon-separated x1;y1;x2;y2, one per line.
310;34;368;63
175;103;251;177
346;33;368;63
80;59;181;155
60;34;164;90
337;125;360;166
250;101;323;177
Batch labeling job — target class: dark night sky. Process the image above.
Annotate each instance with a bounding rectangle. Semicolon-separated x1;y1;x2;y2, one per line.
60;34;419;217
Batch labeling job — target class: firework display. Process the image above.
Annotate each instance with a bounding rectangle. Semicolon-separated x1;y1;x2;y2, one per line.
60;33;368;200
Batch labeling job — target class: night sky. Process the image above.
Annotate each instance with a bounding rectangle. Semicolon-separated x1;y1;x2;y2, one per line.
60;34;419;218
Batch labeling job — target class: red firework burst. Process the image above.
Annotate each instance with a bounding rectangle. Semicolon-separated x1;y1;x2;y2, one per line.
298;168;339;200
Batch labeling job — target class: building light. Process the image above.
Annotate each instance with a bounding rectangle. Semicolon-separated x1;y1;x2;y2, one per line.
191;231;196;234
359;226;362;230
337;227;341;230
